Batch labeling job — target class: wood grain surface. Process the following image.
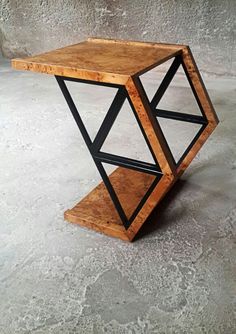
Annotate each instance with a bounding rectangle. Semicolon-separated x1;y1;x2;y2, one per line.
12;38;182;84
64;167;157;242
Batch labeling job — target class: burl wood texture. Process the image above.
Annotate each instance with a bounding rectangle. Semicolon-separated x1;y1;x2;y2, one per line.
65;167;156;242
11;38;218;241
12;38;182;84
125;76;176;176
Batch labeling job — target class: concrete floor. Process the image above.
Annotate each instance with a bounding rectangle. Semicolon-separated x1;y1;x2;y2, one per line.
0;57;235;334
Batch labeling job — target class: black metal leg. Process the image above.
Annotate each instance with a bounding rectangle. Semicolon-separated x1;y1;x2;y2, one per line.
55;77;93;149
92;87;127;151
93;160;128;227
150;56;181;109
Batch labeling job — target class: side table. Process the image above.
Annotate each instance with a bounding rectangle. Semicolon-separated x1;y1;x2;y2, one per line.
12;38;219;241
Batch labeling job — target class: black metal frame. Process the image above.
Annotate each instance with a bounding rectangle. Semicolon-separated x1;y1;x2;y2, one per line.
55;55;209;229
55;76;163;229
147;55;208;167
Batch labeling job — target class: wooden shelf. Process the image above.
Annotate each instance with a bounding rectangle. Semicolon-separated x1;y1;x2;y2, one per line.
65;167;156;241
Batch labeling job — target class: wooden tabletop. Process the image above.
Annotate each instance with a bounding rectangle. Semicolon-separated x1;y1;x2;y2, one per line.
12;38;184;84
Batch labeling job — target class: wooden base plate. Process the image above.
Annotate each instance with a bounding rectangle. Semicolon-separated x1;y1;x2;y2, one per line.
64;167;156;241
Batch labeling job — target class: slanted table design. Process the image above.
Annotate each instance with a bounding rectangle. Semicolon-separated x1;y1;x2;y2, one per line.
12;38;219;241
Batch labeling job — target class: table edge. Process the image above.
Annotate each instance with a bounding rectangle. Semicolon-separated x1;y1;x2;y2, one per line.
11;38;186;84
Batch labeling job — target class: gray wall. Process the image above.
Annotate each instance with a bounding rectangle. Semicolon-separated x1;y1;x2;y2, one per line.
0;0;235;76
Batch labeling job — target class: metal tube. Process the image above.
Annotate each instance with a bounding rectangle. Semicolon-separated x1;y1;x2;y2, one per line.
155;109;208;125
94;152;162;176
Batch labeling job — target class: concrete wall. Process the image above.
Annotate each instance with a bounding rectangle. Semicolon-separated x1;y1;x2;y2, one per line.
0;0;235;76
